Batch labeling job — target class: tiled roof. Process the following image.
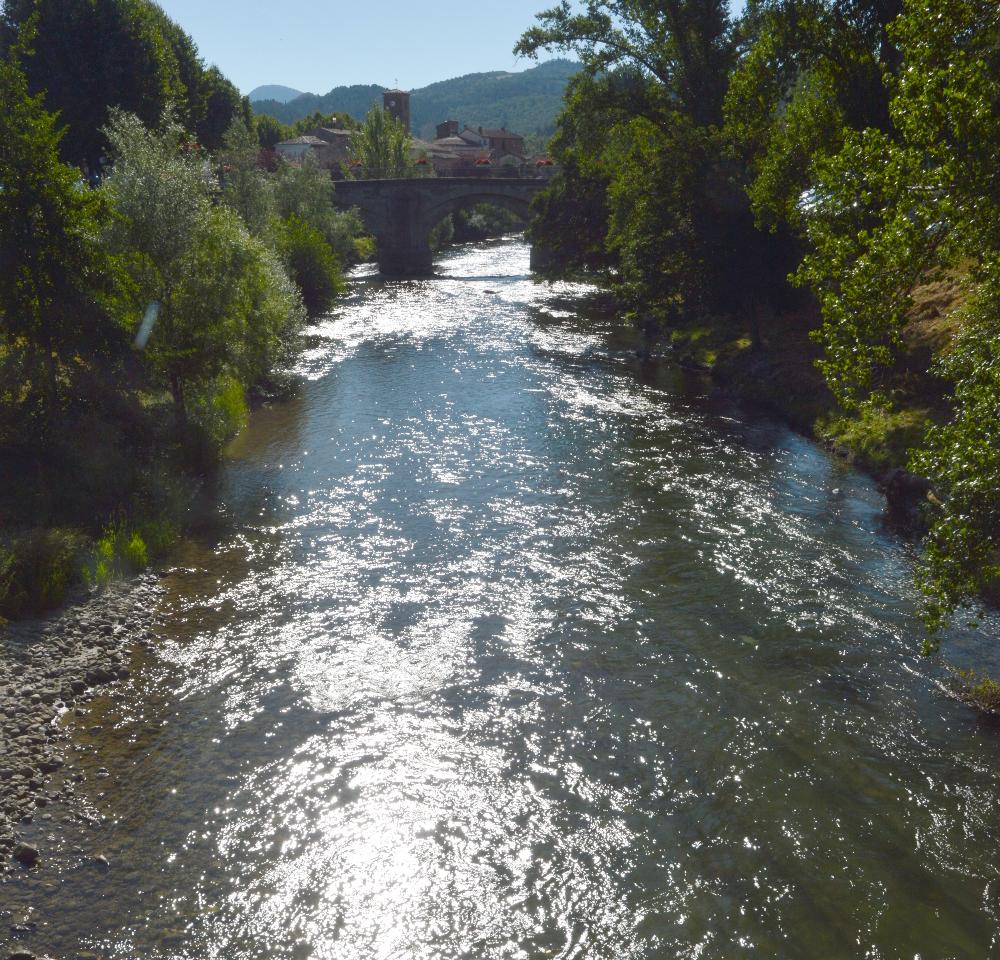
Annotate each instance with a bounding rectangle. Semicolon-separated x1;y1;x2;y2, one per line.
434;136;482;150
478;128;523;139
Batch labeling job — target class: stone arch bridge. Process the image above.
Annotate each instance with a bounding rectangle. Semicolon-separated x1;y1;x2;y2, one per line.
332;177;545;276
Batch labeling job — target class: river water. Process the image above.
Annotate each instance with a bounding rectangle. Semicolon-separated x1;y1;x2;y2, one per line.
5;238;1000;958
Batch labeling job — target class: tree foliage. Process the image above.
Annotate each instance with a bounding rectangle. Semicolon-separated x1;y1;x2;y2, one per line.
277;215;342;318
0;30;123;410
255;112;289;150
348;103;413;179
792;0;1000;627
273;152;363;264
220;117;274;239
725;0;902;232
103;109;304;438
911;278;1000;636
0;0;250;163
517;1;798;324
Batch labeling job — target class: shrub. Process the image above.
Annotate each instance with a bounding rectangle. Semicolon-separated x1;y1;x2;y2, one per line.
949;668;1000;714
188;377;248;452
428;215;454;251
452;204;522;243
82;514;178;589
279;215;343;317
272;153;363;263
353;235;377;262
0;528;87;619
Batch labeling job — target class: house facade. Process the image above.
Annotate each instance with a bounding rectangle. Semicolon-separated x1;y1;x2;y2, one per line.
457;126;525;157
275;135;326;160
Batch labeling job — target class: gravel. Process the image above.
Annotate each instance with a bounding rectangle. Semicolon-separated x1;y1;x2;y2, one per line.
0;574;164;870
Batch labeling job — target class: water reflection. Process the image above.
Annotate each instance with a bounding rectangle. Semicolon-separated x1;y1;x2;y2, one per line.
4;237;1000;959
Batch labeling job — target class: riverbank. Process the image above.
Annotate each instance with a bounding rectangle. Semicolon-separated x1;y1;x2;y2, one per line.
0;575;163;874
643;275;967;527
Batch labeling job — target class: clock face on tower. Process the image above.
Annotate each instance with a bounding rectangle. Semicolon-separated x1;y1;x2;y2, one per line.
390;101;396;107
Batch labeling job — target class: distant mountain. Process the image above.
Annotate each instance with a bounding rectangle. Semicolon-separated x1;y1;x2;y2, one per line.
247;84;304;104
252;60;581;139
253;84;384;127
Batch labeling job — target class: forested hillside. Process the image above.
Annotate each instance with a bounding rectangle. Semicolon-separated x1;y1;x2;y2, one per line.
253;84;384;128
252;59;580;139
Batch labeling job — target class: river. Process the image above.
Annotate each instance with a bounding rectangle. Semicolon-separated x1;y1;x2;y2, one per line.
4;237;1000;958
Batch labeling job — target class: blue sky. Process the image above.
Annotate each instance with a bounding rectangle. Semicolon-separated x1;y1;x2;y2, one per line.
157;0;747;97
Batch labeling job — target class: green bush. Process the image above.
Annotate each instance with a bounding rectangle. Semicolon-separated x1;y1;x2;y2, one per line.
452;205;522;243
428;215;454;251
0;543;16;621
188;377;248;452
0;528;87;620
353;235;377;262
83;514;177;588
950;668;1000;714
272;153;363;264
279;215;343;317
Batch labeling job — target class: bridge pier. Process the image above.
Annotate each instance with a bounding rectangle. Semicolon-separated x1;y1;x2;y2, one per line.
377;245;435;277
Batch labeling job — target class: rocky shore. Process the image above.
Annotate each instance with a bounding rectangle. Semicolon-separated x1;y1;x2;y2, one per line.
0;573;164;877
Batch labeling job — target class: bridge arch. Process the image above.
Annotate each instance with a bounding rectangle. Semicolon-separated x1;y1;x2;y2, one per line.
331;177;546;276
417;193;532;248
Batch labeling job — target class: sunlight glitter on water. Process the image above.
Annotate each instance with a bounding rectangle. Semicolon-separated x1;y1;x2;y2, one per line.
5;238;1000;959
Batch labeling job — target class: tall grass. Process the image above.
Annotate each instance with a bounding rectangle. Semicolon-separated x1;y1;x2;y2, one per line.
82;516;177;588
0;528;87;620
0;516;177;620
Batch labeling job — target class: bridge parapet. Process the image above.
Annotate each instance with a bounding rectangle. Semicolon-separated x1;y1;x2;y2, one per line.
332;177;545;276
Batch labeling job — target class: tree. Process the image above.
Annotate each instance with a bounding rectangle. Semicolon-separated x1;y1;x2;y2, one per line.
103;109;304;437
515;0;734;127
790;0;1000;629
278;216;342;318
220;117;274;239
1;0;249;164
255;112;289;150
1;0;180;166
515;1;789;324
273;152;363;263
289;110;356;138
910;278;1000;637
348;103;412;179
0;31;123;412
197;65;252;153
724;0;904;233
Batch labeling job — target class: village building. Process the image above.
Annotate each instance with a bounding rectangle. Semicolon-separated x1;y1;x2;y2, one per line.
275;135;326;160
406;137;475;176
435;120;459;141
383;89;411;135
497;153;526;175
310;125;354;174
457;126;525;157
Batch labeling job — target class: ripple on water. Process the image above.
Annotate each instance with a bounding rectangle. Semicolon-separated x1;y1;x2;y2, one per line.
4;237;1000;960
